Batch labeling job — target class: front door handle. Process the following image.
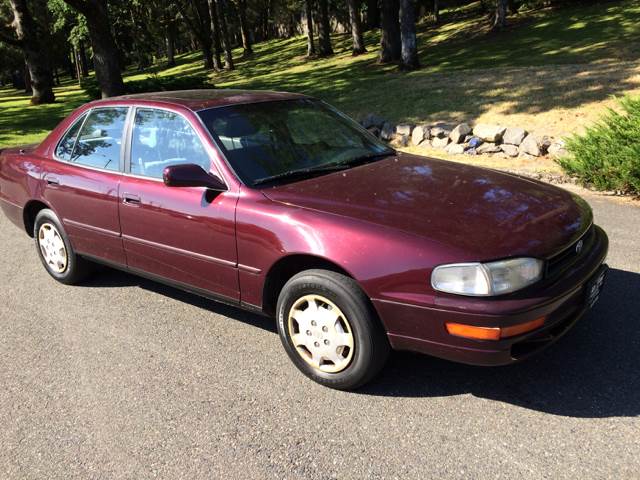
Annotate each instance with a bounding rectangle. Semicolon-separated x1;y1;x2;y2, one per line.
123;193;141;205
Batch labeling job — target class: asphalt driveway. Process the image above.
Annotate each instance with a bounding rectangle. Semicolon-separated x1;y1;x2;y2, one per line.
0;186;638;479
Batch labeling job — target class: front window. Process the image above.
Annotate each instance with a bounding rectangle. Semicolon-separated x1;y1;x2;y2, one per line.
130;108;211;179
197;99;393;186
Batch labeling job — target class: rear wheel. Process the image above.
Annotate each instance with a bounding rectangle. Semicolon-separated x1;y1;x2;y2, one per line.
276;269;390;390
34;209;92;284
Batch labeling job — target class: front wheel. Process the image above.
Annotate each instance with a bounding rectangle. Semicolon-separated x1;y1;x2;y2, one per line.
276;269;390;390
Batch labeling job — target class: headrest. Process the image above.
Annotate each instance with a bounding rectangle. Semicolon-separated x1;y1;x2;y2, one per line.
217;115;258;138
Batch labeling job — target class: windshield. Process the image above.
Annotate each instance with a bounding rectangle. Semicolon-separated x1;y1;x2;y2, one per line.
197;99;393;187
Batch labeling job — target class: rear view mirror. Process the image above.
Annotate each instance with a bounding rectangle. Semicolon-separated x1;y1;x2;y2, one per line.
163;164;227;191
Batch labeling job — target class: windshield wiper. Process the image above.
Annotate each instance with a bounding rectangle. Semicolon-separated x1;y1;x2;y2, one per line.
252;151;395;187
340;151;395;167
252;163;353;186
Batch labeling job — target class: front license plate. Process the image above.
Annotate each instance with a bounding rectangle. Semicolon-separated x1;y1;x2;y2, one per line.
585;265;608;308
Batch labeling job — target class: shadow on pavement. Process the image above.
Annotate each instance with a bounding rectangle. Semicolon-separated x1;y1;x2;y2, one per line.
84;265;639;418
361;268;640;418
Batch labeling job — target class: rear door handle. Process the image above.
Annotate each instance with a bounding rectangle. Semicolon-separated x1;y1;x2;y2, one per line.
123;193;141;205
44;175;60;186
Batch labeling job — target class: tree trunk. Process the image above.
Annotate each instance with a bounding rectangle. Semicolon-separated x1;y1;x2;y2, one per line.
7;0;55;104
433;0;439;23
78;40;89;76
348;0;366;55
165;13;177;67
216;0;234;70
399;0;419;70
85;14;125;96
206;0;224;70
379;0;400;63
507;0;517;14
365;0;380;30
73;46;83;85
317;0;333;56
304;0;315;56
63;0;124;98
237;0;253;55
493;0;507;29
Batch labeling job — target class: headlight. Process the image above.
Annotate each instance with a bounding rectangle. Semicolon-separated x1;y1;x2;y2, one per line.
431;258;544;296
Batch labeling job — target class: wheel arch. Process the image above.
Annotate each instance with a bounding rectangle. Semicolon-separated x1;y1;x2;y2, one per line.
262;254;357;317
23;200;51;237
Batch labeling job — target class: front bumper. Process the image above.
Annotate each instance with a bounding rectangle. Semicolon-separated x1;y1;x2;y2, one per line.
374;225;609;366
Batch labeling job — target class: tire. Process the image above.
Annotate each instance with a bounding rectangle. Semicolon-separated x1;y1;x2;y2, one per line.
33;209;92;285
276;269;390;390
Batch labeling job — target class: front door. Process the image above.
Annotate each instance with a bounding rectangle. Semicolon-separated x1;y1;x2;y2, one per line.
43;107;129;265
118;107;239;301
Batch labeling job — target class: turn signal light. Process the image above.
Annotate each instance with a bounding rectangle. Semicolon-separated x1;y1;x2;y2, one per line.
500;317;545;338
445;323;501;340
446;317;545;341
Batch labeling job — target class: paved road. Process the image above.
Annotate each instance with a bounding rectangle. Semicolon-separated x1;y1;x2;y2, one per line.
1;186;638;479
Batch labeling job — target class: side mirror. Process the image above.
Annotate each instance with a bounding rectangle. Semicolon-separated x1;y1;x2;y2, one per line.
163;164;227;191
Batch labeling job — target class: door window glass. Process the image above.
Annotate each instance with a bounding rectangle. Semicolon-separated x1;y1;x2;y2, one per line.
55;114;86;161
130;108;211;179
70;107;128;171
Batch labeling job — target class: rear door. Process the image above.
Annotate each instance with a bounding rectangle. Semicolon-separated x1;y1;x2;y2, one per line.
118;106;239;301
43;107;129;265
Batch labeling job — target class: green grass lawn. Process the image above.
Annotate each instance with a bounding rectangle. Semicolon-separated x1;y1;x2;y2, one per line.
2;0;639;152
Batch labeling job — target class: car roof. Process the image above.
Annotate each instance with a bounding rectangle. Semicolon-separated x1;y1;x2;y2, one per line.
89;89;310;111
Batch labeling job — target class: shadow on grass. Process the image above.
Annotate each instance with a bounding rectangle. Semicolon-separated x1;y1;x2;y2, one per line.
84;264;638;418
0;88;88;146
1;0;639;146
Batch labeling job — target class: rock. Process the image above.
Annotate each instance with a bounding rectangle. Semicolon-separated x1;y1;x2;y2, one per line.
539;136;552;155
430;126;450;139
548;140;568;159
396;124;414;137
445;143;465;155
449;123;472;144
391;134;409;148
477;143;501;154
431;136;450;149
502;127;527;146
366;126;381;138
380;122;395;141
411;125;429;146
361;113;386;129
500;144;519;157
519;134;542;156
473;124;506;143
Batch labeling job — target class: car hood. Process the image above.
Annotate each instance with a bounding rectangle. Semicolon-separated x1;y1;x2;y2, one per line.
261;153;592;260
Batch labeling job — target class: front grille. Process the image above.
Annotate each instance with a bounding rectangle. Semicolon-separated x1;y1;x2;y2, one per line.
546;226;594;279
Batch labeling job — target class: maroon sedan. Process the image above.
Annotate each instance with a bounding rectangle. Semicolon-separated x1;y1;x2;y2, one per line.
0;90;608;389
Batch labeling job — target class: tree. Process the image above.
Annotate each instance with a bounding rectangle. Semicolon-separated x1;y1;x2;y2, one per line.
62;0;125;97
176;0;217;70
236;0;252;55
379;0;400;63
399;0;418;70
347;0;366;55
206;0;223;69
317;0;332;56
365;0;379;30
216;0;234;69
0;0;56;104
493;0;507;30
303;0;315;57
